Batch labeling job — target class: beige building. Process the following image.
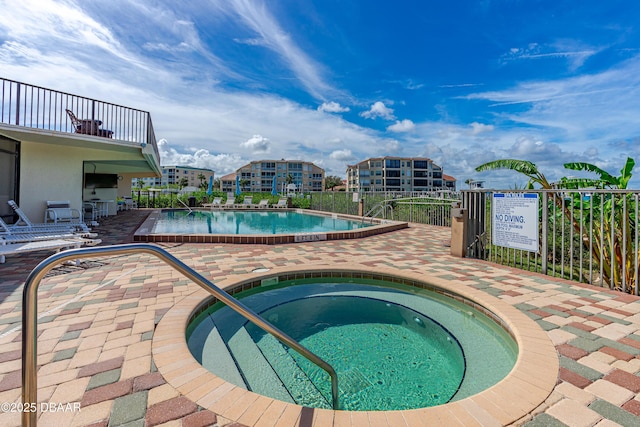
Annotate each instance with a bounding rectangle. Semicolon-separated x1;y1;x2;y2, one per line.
346;157;455;192
0;78;161;222
233;160;325;193
140;166;214;188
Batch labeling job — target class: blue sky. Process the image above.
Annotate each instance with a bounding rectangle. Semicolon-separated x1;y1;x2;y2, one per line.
2;0;640;188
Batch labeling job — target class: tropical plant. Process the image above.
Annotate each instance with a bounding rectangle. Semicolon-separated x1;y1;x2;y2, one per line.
324;175;343;191
475;157;638;292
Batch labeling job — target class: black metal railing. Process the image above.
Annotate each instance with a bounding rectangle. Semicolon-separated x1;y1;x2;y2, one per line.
0;77;159;160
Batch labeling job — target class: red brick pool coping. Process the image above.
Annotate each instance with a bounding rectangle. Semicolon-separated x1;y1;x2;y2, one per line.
153;265;558;426
133;209;408;244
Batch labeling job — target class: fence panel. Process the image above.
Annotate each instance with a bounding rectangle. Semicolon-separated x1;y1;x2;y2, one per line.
463;189;640;295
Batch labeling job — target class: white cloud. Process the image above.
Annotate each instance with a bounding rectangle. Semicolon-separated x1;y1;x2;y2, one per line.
211;0;337;100
318;102;350;113
387;119;415;132
240;135;271;153
158;139;246;175
360;101;395;120
329;149;356;161
470;122;494;135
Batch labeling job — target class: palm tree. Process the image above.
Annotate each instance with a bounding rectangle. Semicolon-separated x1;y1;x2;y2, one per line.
475;159;553;189
561;157;635;189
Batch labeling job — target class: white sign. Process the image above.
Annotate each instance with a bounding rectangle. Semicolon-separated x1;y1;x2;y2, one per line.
352;192;359;202
492;193;539;252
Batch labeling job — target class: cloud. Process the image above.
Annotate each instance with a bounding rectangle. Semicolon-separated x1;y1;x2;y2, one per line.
212;0;336;100
240;135;271;153
360;101;395;120
158;139;246;175
387;119;415;132
329;149;356;161
470;122;494;135
318;102;350;113
501;41;599;71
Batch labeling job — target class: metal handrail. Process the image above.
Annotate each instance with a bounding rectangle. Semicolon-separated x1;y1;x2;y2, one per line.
22;244;339;426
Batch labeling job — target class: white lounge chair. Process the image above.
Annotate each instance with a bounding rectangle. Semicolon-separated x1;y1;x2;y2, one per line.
203;197;222;209
0;217;101;264
256;199;269;208
8;200;94;235
242;196;255;208
273;198;288;208
223;197;236;208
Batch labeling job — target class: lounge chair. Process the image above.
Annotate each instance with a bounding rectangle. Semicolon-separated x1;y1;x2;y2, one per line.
242;196;255;208
256;199;269;208
273;198;288;208
203;197;222;209
8;200;94;235
0;217;101;264
223;197;236;208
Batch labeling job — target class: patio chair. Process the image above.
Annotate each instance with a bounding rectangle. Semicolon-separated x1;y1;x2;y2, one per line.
65;109;113;138
8;200;95;235
44;200;83;224
256;199;270;208
122;196;137;210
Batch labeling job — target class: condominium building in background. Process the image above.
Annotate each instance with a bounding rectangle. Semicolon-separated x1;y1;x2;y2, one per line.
137;165;214;188
229;160;325;193
346;157;456;192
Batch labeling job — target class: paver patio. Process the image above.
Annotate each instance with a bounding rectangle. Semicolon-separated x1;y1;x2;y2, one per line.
0;209;639;426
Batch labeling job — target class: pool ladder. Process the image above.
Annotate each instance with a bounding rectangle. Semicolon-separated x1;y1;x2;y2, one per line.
21;243;339;427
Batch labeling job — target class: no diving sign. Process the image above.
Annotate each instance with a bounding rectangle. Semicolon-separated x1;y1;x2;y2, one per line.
491;193;539;252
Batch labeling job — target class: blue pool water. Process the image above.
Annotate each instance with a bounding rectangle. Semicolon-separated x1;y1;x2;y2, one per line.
152;210;371;235
187;281;518;411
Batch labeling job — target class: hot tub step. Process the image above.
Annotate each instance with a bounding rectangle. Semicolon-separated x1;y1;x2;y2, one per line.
250;329;331;408
189;318;246;389
227;326;294;403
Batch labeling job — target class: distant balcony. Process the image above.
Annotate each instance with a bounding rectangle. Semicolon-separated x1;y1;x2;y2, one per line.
0;77;159;161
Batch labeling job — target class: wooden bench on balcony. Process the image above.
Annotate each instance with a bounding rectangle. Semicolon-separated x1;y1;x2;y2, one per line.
65;109;113;138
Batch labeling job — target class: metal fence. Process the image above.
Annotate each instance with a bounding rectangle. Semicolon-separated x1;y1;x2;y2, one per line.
462;189;640;295
310;191;460;227
0;77;159;160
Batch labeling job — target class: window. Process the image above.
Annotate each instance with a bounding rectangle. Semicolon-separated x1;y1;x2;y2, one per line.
414;160;428;169
385;159;400;168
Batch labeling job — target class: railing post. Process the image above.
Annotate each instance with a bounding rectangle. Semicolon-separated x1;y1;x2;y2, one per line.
15;82;20;126
541;191;548;275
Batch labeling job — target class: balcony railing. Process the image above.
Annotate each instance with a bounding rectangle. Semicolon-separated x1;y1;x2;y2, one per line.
0;77;159;160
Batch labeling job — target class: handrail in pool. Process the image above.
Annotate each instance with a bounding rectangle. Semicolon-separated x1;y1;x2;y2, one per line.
21;243;340;426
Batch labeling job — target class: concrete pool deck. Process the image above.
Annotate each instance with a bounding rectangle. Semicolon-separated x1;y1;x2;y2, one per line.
1;209;639;426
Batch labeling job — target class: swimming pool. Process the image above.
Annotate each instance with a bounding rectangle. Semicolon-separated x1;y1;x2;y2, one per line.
134;209;408;244
187;279;518;411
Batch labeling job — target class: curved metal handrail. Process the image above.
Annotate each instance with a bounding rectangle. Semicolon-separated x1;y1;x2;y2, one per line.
22;243;339;426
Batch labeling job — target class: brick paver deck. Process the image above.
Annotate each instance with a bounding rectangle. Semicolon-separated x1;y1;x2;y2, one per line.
0;209;639;426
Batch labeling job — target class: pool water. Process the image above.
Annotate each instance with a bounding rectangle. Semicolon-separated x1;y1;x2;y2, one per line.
248;296;465;410
153;210;370;235
187;281;517;411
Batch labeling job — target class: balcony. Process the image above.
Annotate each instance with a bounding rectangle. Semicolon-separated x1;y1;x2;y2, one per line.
0;77;160;173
